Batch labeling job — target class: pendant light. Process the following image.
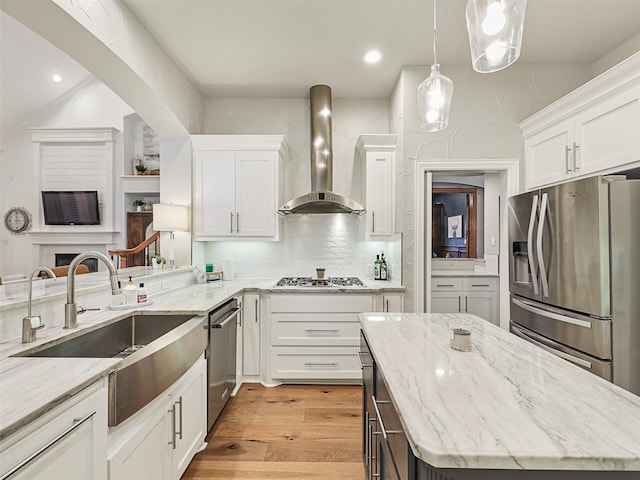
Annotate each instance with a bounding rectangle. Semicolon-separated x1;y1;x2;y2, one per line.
466;0;527;73
417;0;454;132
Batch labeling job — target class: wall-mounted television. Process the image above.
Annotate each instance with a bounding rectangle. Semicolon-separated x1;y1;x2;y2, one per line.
41;191;101;225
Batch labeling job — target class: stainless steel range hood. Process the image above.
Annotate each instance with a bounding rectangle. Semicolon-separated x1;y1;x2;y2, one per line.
278;85;365;215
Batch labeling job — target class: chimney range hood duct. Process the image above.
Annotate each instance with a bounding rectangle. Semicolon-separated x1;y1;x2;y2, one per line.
278;85;365;215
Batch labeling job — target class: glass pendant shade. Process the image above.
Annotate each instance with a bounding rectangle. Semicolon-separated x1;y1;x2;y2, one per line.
466;0;527;73
418;64;454;132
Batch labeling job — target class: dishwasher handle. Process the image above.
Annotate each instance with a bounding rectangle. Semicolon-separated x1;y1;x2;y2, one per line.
210;307;240;329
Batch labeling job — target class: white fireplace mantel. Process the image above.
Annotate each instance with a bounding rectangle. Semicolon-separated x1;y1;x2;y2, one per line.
29;231;119;245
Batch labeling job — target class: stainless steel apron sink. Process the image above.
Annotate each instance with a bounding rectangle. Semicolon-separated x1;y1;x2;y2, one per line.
15;313;208;426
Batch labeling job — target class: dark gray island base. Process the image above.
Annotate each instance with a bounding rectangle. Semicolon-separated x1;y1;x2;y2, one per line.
358;312;640;480
417;465;638;479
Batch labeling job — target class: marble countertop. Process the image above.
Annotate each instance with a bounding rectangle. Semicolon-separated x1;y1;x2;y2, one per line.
0;357;120;440
431;270;499;277
359;312;640;471
0;276;404;440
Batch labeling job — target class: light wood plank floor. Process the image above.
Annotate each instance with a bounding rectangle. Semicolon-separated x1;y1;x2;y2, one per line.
182;384;365;480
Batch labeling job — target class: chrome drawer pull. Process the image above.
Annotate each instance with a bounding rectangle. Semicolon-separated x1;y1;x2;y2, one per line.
304;329;339;333
1;411;96;480
372;396;403;440
168;403;178;449
304;362;338;367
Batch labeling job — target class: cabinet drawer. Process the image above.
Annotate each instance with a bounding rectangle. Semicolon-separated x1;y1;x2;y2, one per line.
462;277;498;291
431;278;463;291
271;313;361;346
270;347;361;380
270;294;374;313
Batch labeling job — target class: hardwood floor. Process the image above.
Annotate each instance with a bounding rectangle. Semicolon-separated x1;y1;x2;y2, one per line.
182;384;365;480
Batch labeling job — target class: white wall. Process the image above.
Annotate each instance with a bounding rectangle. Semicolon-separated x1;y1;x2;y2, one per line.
399;63;595;311
0;79;134;276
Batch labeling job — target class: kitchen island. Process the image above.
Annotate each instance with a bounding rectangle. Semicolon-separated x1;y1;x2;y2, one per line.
359;312;640;479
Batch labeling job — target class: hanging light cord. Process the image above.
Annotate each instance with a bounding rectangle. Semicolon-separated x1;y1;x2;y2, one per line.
432;0;438;65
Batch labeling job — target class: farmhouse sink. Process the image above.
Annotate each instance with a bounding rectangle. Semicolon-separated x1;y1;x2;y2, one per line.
15;313;208;426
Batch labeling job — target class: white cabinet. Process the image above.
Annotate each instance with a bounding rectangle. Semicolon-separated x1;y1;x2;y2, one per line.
0;379;108;480
431;277;499;325
521;54;640;190
378;293;404;312
242;293;261;378
268;293;375;382
235;297;244;389
358;134;397;238
192;135;287;241
107;356;206;480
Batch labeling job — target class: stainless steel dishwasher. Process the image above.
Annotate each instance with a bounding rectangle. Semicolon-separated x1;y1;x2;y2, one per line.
206;298;240;430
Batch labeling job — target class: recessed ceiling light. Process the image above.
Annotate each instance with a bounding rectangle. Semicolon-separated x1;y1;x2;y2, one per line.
51;74;62;83
362;50;383;64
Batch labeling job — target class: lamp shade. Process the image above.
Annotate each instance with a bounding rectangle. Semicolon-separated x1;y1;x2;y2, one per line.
466;0;527;73
153;203;188;232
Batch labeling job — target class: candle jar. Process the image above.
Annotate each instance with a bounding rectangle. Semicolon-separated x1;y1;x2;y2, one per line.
449;317;473;352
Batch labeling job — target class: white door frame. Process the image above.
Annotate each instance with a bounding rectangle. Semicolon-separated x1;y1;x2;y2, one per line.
414;158;520;329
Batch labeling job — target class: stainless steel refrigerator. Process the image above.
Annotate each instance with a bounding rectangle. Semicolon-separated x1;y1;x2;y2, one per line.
508;175;640;396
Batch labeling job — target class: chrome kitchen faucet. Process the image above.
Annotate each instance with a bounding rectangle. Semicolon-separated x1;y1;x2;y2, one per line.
64;251;121;329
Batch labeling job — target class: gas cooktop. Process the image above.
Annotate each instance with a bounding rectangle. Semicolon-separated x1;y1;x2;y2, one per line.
275;277;365;287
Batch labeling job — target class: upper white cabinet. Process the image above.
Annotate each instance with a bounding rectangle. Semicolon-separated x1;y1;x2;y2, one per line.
521;53;640;190
192;135;287;241
357;134;397;238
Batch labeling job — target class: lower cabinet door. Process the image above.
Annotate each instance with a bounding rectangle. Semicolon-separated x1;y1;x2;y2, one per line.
431;292;461;313
270;347;361;380
108;402;172;480
465;292;498;325
172;358;207;478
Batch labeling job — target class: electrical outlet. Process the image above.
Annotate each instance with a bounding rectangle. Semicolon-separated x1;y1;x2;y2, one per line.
367;264;373;275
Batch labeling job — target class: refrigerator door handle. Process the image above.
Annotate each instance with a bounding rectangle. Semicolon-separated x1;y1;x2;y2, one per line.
527;194;540;295
512;297;592;329
511;325;593;369
536;192;550;298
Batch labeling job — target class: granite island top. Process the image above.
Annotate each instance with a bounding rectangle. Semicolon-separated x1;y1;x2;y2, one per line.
359;312;640;471
0;276;403;439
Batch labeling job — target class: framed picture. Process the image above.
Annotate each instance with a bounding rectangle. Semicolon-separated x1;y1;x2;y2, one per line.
448;214;463;238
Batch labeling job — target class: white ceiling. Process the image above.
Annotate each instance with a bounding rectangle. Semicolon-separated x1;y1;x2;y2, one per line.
2;0;640;135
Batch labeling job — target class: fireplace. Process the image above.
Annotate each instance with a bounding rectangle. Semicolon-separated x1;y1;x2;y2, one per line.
55;253;98;273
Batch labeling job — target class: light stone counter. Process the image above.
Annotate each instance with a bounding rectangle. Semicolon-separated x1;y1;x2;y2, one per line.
359;312;640;472
431;270;499;277
0;275;404;440
0;357;119;439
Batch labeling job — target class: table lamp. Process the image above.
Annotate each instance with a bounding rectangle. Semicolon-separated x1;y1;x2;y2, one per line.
153;203;188;268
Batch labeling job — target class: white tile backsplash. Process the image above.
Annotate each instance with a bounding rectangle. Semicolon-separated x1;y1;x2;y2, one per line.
203;215;401;282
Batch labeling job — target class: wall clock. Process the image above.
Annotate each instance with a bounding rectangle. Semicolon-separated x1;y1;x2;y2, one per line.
4;207;32;234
